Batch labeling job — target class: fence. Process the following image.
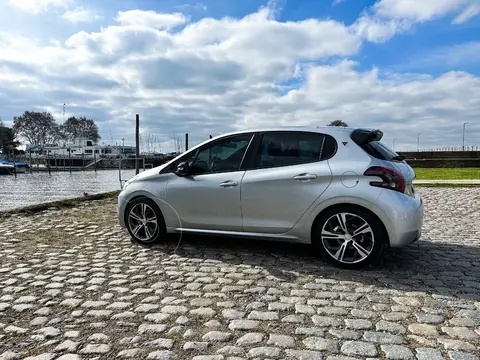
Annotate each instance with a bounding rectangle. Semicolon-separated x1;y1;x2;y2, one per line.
397;145;480;152
397;150;480;168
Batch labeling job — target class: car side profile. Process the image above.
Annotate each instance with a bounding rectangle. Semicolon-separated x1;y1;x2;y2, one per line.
117;126;423;269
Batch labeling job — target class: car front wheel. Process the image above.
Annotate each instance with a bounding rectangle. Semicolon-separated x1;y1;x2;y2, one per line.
125;197;165;245
313;206;387;269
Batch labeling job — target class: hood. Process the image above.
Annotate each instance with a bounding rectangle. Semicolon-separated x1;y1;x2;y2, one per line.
126;162;170;183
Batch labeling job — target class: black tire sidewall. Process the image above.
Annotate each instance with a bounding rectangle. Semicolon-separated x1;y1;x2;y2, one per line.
124;197;166;245
313;205;386;269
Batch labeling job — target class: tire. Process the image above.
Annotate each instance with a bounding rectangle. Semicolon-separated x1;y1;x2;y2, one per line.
312;205;387;269
124;197;166;246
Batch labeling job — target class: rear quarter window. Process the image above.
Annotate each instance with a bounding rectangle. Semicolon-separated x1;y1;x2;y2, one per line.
320;135;337;160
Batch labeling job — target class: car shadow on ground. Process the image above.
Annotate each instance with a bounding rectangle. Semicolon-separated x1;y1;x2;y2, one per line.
147;234;480;302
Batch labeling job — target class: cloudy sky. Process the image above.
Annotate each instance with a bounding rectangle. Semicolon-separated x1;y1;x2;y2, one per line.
0;0;479;152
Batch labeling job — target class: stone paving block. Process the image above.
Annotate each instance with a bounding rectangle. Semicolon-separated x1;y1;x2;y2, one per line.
0;189;479;359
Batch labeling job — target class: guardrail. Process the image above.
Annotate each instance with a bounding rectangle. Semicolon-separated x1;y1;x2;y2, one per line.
119;157;147;189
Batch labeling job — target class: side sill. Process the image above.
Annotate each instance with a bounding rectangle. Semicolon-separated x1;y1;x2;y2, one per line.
166;227;309;243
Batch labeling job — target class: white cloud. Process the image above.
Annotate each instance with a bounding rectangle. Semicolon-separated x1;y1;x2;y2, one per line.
372;0;469;22
452;3;480;24
115;10;189;31
351;16;410;43
352;0;480;43
7;0;71;14
61;7;103;23
0;7;478;150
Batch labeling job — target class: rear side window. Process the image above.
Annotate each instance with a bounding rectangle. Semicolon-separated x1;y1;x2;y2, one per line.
255;132;335;169
362;141;399;161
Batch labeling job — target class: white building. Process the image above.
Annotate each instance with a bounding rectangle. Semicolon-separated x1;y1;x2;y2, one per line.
26;138;136;158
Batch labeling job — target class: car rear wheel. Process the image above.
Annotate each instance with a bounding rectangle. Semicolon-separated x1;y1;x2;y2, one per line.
125;197;166;246
313;206;387;269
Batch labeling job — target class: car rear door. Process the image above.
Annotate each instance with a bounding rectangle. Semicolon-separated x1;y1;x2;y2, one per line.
240;131;335;234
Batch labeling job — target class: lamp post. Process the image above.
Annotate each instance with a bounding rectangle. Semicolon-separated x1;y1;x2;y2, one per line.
463;122;469;151
417;133;421;152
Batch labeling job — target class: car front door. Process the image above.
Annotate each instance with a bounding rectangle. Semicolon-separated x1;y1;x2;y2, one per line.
240;131;335;234
164;133;254;232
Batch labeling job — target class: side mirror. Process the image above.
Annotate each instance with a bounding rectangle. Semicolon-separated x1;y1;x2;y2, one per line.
175;161;189;177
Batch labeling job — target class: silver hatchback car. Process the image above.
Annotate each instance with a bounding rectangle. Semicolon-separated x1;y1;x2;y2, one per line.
118;126;423;269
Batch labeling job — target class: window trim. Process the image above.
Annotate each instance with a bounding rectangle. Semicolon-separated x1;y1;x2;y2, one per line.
160;132;256;176
250;130;337;171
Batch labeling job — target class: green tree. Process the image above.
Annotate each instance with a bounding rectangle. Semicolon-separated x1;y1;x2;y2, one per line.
0;118;20;154
328;119;349;127
61;116;101;143
12;111;61;145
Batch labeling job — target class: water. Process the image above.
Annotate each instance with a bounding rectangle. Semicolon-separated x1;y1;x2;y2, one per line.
0;169;138;211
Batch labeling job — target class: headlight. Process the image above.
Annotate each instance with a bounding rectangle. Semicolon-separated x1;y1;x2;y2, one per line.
122;176;137;191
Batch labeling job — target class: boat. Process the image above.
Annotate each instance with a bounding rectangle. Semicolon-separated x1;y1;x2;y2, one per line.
0;163;14;175
0;160;30;173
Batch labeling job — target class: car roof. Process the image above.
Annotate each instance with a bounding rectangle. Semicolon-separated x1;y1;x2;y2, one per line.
215;125;359;138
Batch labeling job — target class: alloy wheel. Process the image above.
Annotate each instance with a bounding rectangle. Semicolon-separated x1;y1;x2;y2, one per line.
321;212;375;264
128;203;158;243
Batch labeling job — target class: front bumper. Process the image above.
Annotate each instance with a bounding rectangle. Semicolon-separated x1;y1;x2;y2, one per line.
117;191;128;229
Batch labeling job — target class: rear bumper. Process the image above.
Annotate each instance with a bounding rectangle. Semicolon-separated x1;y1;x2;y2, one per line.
377;189;424;248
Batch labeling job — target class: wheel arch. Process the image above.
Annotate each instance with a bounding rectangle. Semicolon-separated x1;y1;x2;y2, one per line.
124;193;167;230
310;202;390;247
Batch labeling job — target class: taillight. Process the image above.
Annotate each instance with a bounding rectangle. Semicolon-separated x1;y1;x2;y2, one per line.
364;166;406;193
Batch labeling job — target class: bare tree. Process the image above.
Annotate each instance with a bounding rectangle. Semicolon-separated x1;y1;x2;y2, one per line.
327;119;349;127
12;111;61;145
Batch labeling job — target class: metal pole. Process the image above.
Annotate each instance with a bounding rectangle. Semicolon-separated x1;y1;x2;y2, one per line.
185;133;189;151
47;152;51;175
68;148;71;174
13;151;17;178
463;122;469;151
393;138;396;152
94;150;97;172
417;133;421;152
135;114;140;175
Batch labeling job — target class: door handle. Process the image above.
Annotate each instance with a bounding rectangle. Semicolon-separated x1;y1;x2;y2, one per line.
293;173;317;181
219;180;238;187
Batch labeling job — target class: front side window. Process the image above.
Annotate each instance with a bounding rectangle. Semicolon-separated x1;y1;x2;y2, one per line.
255;132;326;169
166;133;253;175
189;133;252;174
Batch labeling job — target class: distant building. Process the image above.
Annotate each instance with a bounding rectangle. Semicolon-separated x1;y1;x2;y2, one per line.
25;137;136;158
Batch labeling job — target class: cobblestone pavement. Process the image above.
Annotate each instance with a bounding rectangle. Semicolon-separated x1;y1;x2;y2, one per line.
0;188;479;360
